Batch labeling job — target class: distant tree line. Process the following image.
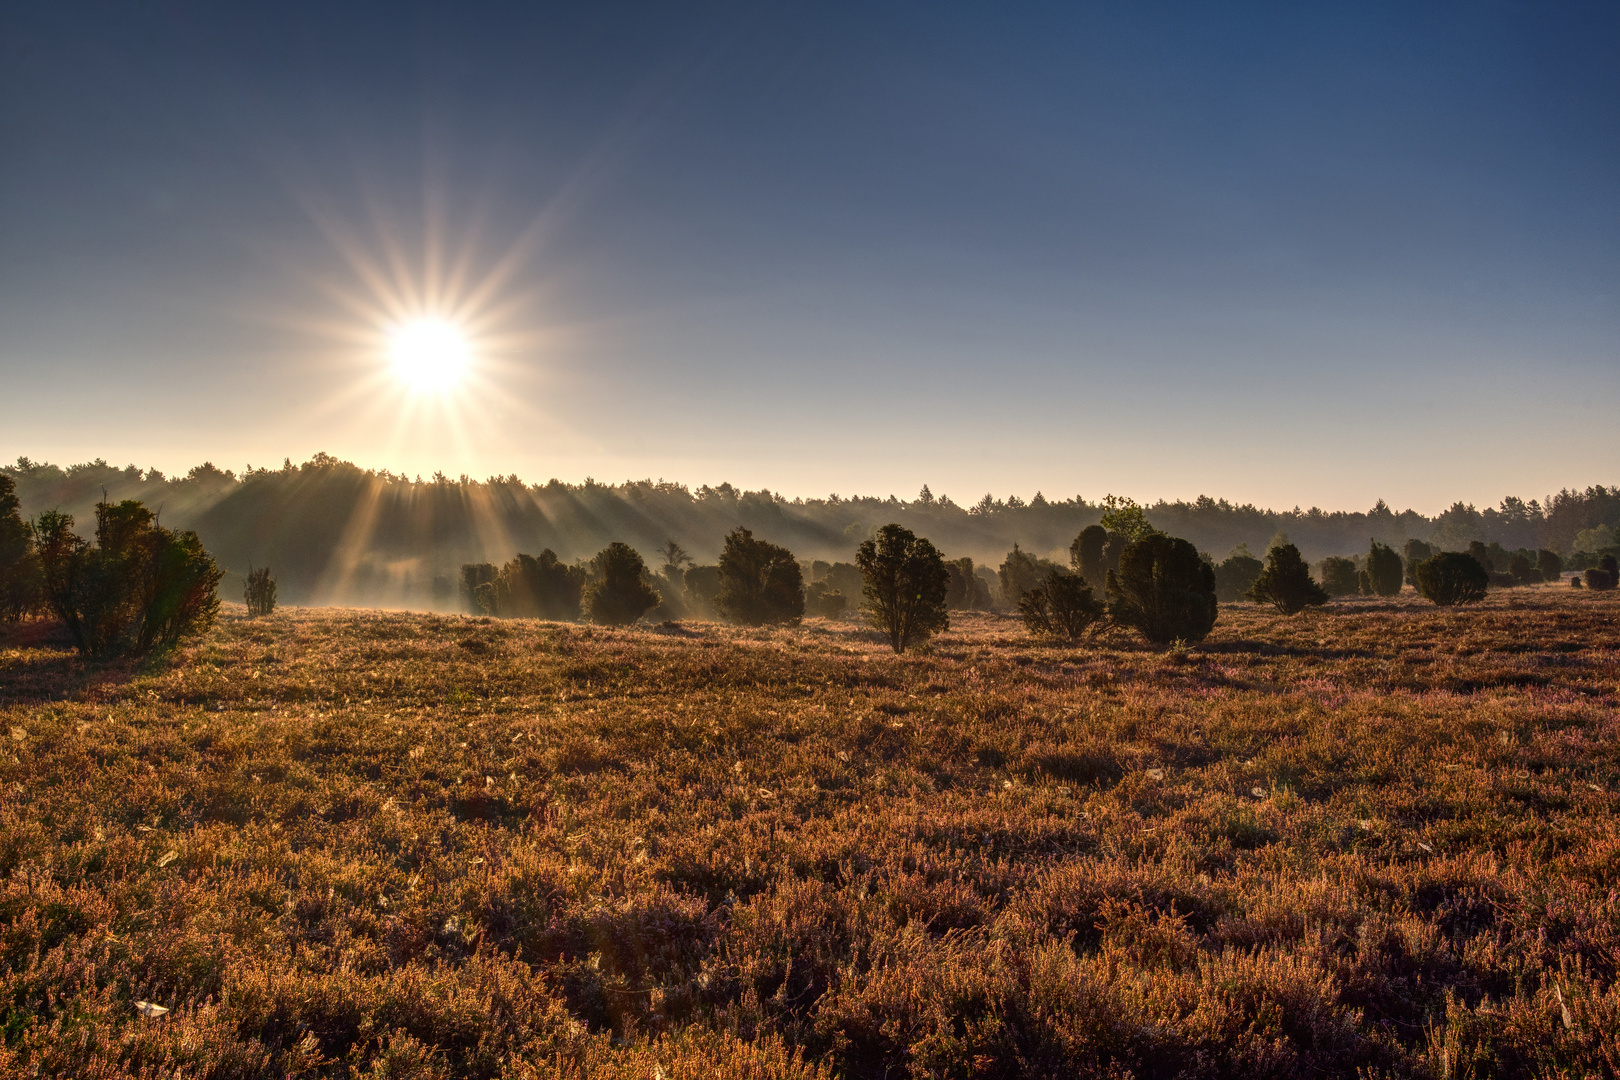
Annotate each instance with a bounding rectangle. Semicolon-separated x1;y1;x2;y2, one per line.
5;454;1617;610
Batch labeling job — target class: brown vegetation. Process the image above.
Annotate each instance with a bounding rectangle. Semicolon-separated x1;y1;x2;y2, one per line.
0;585;1618;1077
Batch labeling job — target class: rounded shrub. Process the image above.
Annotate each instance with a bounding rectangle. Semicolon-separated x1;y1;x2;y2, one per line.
1365;541;1403;596
1537;549;1563;582
857;523;950;653
714;528;804;626
1246;543;1329;615
1319;556;1360;597
1414;552;1489;606
583;542;661;626
1106;534;1217;645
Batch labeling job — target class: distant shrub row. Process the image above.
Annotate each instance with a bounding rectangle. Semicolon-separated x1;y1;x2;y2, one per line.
453;501;1612;653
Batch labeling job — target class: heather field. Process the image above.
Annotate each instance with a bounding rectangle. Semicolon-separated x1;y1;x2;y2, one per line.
2;587;1619;1079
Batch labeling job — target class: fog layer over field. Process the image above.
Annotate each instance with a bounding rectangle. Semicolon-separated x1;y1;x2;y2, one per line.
6;455;1617;609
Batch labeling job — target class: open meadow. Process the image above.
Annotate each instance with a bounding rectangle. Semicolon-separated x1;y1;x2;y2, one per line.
1;587;1618;1078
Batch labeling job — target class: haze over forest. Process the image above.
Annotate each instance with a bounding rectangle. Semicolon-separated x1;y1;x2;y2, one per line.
8;453;1616;609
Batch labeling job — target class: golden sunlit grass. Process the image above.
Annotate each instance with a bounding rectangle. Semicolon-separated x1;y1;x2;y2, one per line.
1;586;1618;1076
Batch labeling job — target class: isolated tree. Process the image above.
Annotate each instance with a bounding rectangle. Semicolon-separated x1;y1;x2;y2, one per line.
244;565;277;617
1246;543;1329;615
1403;539;1434;586
1537;549;1563;582
0;475;40;621
714;528;804;626
1212;547;1264;603
583;542;660;626
1020;568;1105;640
1106;533;1218;645
1319;556;1360;597
1365;541;1404;597
33;499;222;658
1070;524;1109;587
858;523;950;653
1413;552;1489;606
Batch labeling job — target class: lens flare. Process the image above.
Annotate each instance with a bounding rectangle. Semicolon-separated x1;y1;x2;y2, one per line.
388;318;470;391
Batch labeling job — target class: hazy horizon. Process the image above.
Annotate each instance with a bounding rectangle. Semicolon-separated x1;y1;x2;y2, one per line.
4;3;1616;512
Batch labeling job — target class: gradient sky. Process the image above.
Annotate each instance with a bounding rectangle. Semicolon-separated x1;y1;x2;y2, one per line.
2;1;1616;512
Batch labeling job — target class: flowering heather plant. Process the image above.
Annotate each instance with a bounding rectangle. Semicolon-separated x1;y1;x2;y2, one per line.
0;582;1617;1076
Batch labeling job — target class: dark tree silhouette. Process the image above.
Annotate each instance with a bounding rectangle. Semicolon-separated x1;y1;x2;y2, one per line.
1403;539;1434;585
1537;549;1563;582
1106;533;1218;644
583;543;660;626
1020;568;1105;640
682;565;722;615
945;557;990;610
1414;552;1490;606
1319;556;1360;597
858;523;950;653
1212;549;1263;602
0;475;39;621
1246;543;1329;615
244;565;277;616
714;528;803;626
1366;541;1403;596
1070;524;1109;587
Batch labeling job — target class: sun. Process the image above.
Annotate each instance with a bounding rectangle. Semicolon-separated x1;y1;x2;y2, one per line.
387;318;471;392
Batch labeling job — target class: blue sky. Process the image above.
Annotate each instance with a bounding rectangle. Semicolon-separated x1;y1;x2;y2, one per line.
1;1;1615;511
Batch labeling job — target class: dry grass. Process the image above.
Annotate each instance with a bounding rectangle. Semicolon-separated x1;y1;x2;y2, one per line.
1;585;1618;1078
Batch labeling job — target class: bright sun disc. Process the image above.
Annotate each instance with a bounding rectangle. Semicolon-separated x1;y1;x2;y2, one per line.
388;318;470;391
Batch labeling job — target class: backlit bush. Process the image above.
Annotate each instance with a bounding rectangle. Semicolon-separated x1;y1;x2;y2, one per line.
1106;533;1217;644
1414;551;1489;606
714;529;804;626
1365;540;1403;596
583;542;660;626
1019;567;1104;640
1246;543;1328;615
1319;556;1360;597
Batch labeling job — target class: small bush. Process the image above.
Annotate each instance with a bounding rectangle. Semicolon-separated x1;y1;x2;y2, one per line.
1505;553;1536;584
804;581;846;619
1019;568;1105;640
1106;533;1217;645
583;543;660;626
33;499;222;658
858;523;950;653
1319;556;1360;597
1414;552;1489;606
1537;549;1563;582
244;566;277;617
1246;543;1329;615
1069;524;1109;587
1212;548;1263;603
1366;541;1403;596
